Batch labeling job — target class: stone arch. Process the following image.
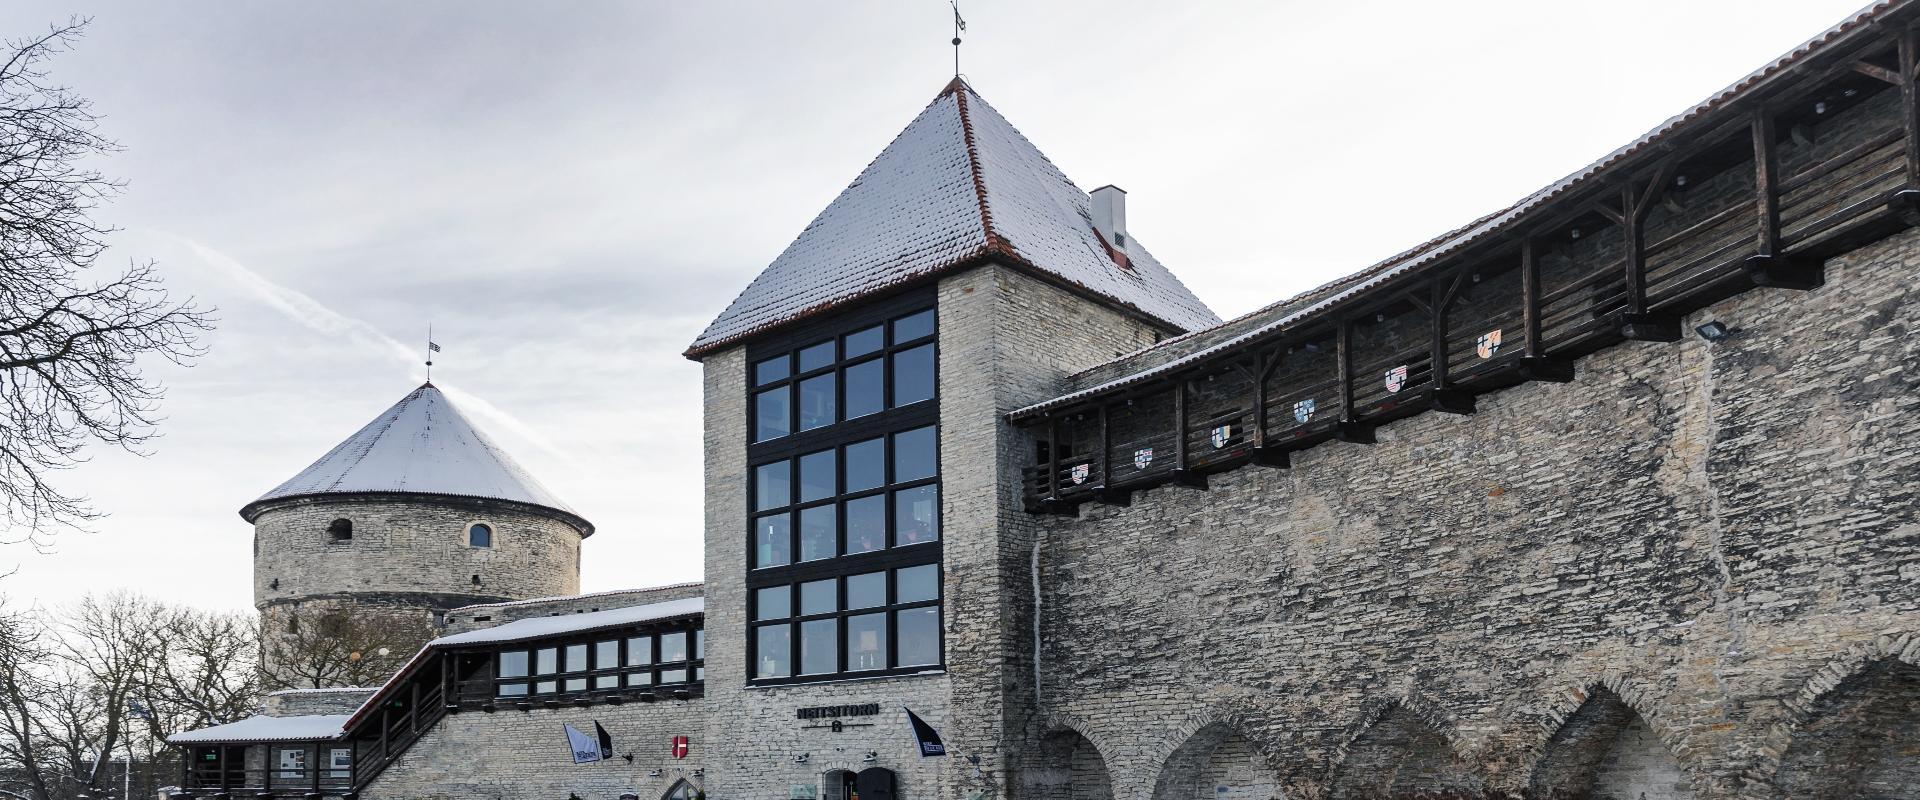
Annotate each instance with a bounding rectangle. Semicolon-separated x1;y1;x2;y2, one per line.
1768;642;1920;800
1148;715;1285;800
661;779;699;800
1325;695;1481;800
1527;684;1695;800
1021;719;1117;800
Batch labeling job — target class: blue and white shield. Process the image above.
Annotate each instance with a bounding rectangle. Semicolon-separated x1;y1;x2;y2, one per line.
1293;398;1316;424
1133;448;1154;470
1385;365;1408;393
1209;425;1231;449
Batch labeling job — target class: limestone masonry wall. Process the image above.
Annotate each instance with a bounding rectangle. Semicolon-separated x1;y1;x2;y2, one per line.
1027;226;1920;799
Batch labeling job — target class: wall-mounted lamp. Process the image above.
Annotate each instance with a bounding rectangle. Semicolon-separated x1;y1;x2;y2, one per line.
793;753;811;764
693;768;705;777
1570;227;1582;240
1814;101;1828;115
1694;321;1731;343
862;752;878;763
647;769;662;778
621;753;634;763
967;754;982;765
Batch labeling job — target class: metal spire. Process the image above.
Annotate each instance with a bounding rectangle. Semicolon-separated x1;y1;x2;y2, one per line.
951;0;966;77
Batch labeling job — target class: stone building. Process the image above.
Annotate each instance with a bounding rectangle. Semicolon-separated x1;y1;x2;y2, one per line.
172;3;1920;799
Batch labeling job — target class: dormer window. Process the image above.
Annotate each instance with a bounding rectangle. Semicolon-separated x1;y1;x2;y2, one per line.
468;522;493;548
327;518;353;542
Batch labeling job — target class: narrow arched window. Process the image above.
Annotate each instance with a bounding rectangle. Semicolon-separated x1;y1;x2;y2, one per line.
468;522;493;548
327;518;353;541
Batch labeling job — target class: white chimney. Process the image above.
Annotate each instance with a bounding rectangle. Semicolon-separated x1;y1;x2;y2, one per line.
1091;185;1128;252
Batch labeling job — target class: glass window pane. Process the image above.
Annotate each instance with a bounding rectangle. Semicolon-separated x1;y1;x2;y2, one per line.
897;564;939;603
798;374;836;431
754;514;790;568
845;358;884;420
695;630;704;660
535;648;557;675
497;682;527;697
845;438;885;492
897;607;940;667
565;644;587;672
756;624;791;679
798;505;836;563
847;571;885;609
595;640;618;669
800;579;836;616
845;496;886;555
798;450;836;503
754;461;790;512
755;586;790;621
893;309;935;342
800;619;837;675
660;668;688;684
565;677;587;693
659;632;689;662
535;680;557;694
594;675;621;690
892;344;935;407
498;651;528;679
754;387;790;442
626;637;652;666
844;325;884;357
468;523;492;548
893;426;937;482
797;341;835;372
847;613;887;672
754;356;790;386
627;671;653;687
895;485;939;546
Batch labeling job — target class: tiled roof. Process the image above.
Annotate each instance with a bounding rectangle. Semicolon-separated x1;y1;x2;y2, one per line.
685;78;1220;357
241;383;588;533
1010;0;1907;420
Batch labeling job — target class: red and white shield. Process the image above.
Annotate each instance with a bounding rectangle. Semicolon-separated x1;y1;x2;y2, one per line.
1384;365;1408;393
1068;463;1089;485
671;735;689;759
1476;329;1503;359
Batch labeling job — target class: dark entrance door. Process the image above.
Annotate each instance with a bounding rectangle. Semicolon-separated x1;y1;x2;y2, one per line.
855;767;897;800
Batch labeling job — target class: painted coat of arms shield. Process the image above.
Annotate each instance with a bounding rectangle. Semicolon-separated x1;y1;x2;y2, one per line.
1476;328;1503;359
1068;463;1090;485
1210;425;1232;449
1133;448;1154;470
1293;398;1316;424
1385;365;1409;393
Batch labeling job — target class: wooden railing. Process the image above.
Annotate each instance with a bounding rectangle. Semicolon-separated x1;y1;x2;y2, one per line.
1021;22;1920;512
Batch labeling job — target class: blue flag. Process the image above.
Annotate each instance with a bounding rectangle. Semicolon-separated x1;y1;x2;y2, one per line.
903;707;946;757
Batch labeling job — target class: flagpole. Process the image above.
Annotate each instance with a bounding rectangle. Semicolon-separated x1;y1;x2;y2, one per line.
425;323;434;382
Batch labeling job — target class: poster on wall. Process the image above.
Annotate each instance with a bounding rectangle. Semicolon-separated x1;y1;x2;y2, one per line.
276;747;307;780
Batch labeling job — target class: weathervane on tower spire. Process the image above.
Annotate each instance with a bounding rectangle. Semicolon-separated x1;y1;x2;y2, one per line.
425;324;441;382
950;1;966;78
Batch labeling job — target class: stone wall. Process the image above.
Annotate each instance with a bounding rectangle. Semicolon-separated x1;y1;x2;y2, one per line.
362;698;707;800
1024;225;1920;799
263;688;377;717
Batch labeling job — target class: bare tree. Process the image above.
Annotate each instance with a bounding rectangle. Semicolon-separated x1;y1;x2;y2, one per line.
133;605;258;735
0;603;58;800
52;593;159;796
259;608;429;691
0;18;213;545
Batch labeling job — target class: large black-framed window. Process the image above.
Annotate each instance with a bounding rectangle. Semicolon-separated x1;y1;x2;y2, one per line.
490;622;704;699
746;288;941;685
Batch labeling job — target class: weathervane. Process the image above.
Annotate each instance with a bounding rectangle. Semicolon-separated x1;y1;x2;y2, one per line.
425;324;441;382
950;0;966;77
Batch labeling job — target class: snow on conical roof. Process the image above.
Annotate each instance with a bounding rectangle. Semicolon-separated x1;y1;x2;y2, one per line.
685;78;1220;358
241;382;587;532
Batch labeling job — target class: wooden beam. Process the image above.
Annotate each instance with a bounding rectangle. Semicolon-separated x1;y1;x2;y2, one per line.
1170;379;1207;487
1852;60;1902;85
1904;29;1920;186
1045;417;1062;500
1619;178;1681;341
1335;319;1376;443
1747;108;1824;289
1521;238;1542;358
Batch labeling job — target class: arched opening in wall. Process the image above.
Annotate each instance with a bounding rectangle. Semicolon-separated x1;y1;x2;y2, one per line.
1327;704;1480;800
1773;658;1920;799
661;779;698;800
1528;687;1692;800
1150;723;1284;800
1019;728;1113;800
327;518;352;541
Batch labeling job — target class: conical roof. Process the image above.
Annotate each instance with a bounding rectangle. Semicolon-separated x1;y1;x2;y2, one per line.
685;78;1220;357
241;383;588;533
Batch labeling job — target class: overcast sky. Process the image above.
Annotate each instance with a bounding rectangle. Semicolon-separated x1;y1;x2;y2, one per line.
0;0;1872;612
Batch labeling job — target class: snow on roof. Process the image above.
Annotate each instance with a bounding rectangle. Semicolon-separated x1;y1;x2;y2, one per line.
685;78;1220;357
448;582;705;613
1010;0;1904;420
241;382;588;532
168;714;349;744
267;686;376;696
430;596;704;647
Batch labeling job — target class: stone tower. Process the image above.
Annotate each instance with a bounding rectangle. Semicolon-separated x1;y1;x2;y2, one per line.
241;381;591;686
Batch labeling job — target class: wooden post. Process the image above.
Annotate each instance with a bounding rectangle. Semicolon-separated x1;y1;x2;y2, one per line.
1430;271;1473;414
1046;416;1062;499
1619;176;1681;341
1521;238;1542;357
1746;108;1823;289
1334;319;1375;442
1903;29;1920;186
216;745;227;790
312;742;323;792
1173;379;1188;471
1250;353;1269;451
411;682;421;733
1096;405;1110;488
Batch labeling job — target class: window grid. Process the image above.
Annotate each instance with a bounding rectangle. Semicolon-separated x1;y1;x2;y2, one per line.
492;625;704;699
750;564;943;680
